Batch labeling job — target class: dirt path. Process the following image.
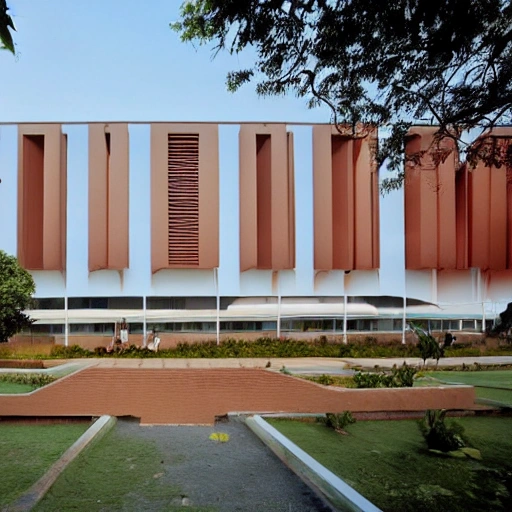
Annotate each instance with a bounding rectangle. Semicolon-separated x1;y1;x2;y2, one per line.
118;418;333;512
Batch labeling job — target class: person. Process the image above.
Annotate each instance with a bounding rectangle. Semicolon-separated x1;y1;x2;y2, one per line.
444;332;456;347
147;330;161;352
119;318;129;344
144;329;154;348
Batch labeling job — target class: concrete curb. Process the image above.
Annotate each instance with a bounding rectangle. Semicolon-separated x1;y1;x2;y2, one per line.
245;415;382;512
5;415;117;512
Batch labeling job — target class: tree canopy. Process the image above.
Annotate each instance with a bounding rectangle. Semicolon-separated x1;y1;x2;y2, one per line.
0;0;15;54
0;250;35;342
172;0;512;190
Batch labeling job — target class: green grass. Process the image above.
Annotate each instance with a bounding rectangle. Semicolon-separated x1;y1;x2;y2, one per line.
0;381;34;393
0;423;91;508
474;388;512;406
35;427;214;512
419;370;512;406
268;417;512;512
427;370;512;389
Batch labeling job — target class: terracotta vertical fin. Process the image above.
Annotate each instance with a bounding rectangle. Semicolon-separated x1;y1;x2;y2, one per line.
18;124;65;271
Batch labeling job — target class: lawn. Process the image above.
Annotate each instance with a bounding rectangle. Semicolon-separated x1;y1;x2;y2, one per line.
268;416;512;512
0;423;91;508
427;370;512;389
422;370;512;406
0;381;34;393
35;426;213;512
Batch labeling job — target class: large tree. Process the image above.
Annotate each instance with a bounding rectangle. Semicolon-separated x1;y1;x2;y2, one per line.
0;0;15;54
172;0;512;190
0;250;35;342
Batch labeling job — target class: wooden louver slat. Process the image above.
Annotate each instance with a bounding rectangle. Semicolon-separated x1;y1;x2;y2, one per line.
167;134;200;265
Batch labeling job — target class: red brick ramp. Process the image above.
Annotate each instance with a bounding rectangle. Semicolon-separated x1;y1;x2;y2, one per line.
0;368;475;424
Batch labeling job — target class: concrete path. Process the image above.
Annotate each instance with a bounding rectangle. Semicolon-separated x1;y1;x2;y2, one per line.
35;355;512;374
340;355;512;371
110;418;333;511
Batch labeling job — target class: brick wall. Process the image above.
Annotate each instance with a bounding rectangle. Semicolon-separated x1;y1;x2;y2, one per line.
0;367;476;424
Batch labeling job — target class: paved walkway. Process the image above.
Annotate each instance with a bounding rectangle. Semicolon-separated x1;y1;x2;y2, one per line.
33;355;512;374
113;418;333;511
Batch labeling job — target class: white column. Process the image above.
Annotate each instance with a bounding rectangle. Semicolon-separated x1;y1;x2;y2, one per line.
402;295;407;344
277;271;281;339
143;295;147;346
64;295;69;347
343;294;348;344
215;268;220;345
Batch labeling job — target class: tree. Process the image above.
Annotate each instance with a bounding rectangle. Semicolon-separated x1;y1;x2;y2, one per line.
171;1;512;190
0;0;15;54
0;250;35;342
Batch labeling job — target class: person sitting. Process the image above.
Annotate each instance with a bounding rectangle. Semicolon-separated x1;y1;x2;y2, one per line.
147;330;161;352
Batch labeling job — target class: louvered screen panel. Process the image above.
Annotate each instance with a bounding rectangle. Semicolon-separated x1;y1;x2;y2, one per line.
167;134;200;266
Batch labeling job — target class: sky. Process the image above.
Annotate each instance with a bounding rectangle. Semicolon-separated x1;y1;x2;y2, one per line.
1;0;331;123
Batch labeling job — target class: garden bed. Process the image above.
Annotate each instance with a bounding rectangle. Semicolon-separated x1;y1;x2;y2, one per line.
3;337;512;360
268;416;512;512
0;373;58;394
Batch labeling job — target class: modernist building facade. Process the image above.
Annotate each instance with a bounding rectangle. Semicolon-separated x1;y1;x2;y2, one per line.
0;122;511;347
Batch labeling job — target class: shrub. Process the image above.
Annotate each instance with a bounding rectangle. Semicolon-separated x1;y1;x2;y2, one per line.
316;374;334;385
303;375;356;387
354;371;391;388
418;410;466;452
49;345;92;359
319;411;356;432
0;373;57;388
354;363;417;388
339;340;420;359
390;362;417;387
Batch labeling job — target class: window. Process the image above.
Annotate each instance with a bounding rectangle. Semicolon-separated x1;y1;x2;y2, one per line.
27;324;64;335
69;323;114;335
31;298;65;310
429;320;442;331
90;298;108;309
221;322;262;332
393;319;403;331
68;298;90;309
108;297;143;309
346;319;378;331
444;320;461;331
68;297;142;309
147;297;186;310
147;322;216;333
129;323;143;334
462;320;475;331
280;319;335;332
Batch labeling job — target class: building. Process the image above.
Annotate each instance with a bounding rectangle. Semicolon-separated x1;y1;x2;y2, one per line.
0;122;511;348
